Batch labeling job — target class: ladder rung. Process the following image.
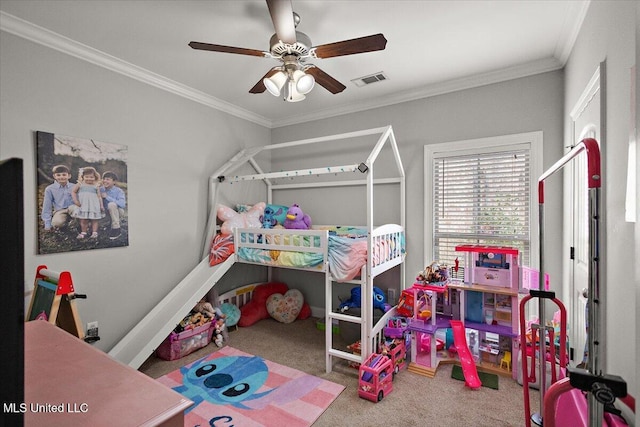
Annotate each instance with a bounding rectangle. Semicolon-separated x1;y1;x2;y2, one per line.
329;312;362;323
328;348;362;364
333;279;361;285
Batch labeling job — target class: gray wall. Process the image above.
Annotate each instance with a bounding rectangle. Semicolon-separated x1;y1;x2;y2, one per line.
0;32;270;352
563;0;638;411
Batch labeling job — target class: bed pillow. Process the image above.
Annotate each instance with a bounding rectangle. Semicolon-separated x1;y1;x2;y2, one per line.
238;282;288;327
266;289;304;324
237;282;312;326
298;301;312;320
209;233;234;266
218;202;265;235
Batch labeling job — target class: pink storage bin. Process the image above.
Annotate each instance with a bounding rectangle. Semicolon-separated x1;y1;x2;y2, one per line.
155;322;214;361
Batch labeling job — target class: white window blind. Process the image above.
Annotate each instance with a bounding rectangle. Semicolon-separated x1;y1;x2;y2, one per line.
430;144;532;268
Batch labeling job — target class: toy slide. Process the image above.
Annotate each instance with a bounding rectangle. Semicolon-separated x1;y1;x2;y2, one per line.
109;256;235;368
450;320;482;389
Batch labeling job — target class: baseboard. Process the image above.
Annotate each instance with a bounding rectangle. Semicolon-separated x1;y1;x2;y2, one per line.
310;305;325;318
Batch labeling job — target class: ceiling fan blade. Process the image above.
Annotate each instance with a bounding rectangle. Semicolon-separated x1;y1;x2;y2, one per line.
305;67;346;94
266;0;297;45
249;68;280;94
189;41;267;57
312;33;387;58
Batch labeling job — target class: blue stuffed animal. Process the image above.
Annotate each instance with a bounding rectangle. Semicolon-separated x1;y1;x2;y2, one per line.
261;205;283;229
339;286;388;312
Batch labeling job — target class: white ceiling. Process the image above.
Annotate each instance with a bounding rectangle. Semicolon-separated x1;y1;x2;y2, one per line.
0;0;589;128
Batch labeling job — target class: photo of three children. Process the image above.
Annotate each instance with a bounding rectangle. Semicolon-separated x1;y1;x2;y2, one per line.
37;131;128;254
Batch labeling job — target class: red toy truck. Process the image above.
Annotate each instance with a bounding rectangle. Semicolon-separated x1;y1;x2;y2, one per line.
358;353;394;402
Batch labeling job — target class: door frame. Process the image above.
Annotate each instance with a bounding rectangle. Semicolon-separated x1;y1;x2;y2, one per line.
567;61;606;365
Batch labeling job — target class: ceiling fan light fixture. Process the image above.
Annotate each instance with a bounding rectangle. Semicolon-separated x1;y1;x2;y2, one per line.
263;70;287;96
293;70;315;95
284;79;305;102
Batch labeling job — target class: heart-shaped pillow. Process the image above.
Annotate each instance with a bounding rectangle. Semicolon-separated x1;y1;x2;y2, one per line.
266;289;304;324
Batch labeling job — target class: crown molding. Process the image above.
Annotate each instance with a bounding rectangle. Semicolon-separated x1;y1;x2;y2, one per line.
2;4;585;130
271;56;564;128
553;0;590;66
0;11;272;128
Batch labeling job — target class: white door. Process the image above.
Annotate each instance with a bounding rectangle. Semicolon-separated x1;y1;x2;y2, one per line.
569;64;603;366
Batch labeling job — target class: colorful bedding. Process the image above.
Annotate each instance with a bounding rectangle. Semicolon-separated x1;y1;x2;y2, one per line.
210;226;404;282
236;227;383;282
237;245;325;269
326;233;368;281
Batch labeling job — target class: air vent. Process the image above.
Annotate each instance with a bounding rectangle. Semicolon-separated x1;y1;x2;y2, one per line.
351;72;389;87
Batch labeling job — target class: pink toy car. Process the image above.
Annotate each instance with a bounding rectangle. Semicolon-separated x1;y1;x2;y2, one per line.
358;353;394;402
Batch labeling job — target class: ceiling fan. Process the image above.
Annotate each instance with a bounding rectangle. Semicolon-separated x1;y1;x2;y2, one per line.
189;0;387;102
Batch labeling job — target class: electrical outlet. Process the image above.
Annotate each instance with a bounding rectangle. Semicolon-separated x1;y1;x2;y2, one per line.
87;321;99;337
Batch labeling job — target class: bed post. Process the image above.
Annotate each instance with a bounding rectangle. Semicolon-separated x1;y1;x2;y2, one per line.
325;260;333;373
388;128;406;290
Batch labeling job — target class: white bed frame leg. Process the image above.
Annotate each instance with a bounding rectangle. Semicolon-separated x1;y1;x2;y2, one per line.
325;265;332;373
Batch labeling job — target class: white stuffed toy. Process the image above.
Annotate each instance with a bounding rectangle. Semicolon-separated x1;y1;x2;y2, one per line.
213;318;226;347
217;202;265;235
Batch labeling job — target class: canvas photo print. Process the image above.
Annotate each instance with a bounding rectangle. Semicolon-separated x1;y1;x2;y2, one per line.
36;131;129;254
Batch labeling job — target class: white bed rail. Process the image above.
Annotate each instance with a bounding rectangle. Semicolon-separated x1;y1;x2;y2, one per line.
235;228;328;253
234;227;329;272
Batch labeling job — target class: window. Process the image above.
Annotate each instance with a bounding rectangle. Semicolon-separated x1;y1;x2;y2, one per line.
424;132;543;270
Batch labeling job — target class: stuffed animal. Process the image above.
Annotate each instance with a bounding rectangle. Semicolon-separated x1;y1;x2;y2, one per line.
213;317;225;347
189;312;207;327
283;204;312;229
217;202;265;235
339;286;388;312
193;299;217;319
261;205;284;229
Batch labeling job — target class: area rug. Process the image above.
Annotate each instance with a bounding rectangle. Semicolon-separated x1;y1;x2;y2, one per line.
157;346;345;427
451;364;499;390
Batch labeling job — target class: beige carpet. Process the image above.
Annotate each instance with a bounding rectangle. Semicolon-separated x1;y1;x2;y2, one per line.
140;317;539;427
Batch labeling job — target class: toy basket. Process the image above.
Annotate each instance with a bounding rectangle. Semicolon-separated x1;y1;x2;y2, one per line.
155;322;214;361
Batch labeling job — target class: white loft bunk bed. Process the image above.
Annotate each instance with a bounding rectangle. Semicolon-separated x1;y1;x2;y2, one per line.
109;125;405;373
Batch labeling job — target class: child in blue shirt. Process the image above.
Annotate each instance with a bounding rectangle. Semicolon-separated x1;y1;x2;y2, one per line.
41;164;78;231
100;171;127;239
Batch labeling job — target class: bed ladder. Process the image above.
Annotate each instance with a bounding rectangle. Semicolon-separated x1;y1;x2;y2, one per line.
325;266;369;373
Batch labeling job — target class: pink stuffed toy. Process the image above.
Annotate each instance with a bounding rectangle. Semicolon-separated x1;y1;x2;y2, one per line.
217;202;265;235
283;204;312;229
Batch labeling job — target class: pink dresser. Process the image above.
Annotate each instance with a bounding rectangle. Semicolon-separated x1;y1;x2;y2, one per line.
25;320;192;426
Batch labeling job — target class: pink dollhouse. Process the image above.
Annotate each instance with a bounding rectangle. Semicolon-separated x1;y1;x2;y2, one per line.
407;245;521;380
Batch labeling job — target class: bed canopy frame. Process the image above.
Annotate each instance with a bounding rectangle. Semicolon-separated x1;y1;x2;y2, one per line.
204;125;406;371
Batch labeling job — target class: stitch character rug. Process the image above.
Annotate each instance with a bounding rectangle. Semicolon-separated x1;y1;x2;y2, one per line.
157;346;345;427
